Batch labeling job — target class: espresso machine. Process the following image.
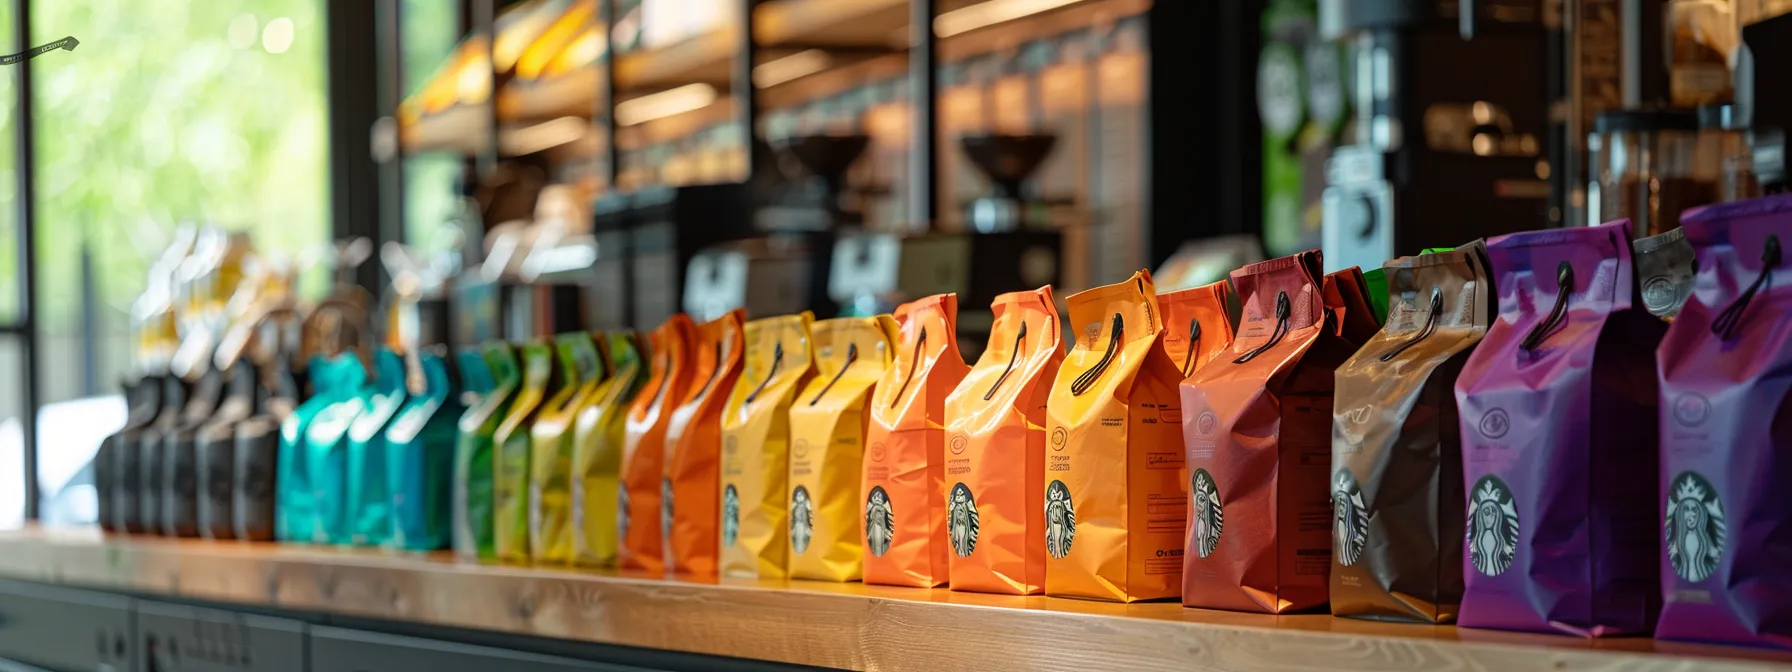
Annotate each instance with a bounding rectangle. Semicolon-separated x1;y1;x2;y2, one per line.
1318;0;1555;271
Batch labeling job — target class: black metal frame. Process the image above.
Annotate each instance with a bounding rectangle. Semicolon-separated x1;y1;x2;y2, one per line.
9;0;42;522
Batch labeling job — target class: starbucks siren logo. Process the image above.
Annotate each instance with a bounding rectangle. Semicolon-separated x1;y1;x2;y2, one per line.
660;478;675;541
790;485;814;555
617;486;630;540
948;483;980;558
1333;469;1369;566
721;484;740;548
1467;475;1520;576
1191;469;1225;558
1665;471;1726;583
1045;480;1076;559
865;486;895;557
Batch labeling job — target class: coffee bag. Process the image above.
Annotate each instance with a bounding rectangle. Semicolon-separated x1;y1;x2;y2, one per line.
1455;219;1665;636
787;316;898;582
493;340;565;563
1656;194;1792;648
1330;249;1492;623
528;333;605;564
1045;271;1186;602
1182;251;1356;613
571;333;648;567
619;317;697;573
664;310;746;577
945;288;1063;595
864;295;971;587
454;342;520;562
720;314;817;579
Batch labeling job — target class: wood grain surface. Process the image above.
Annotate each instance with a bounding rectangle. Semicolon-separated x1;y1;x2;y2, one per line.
0;528;1787;671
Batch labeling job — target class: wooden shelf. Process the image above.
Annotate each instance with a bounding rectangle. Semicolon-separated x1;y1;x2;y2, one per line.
0;528;1787;671
754;0;911;49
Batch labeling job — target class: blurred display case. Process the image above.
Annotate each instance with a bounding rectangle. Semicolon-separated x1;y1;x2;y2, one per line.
373;0;1257;342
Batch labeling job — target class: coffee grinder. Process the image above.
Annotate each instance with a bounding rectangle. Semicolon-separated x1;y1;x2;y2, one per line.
1318;0;1554;272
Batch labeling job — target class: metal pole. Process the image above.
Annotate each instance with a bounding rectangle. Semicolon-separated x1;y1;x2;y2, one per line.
12;0;41;522
736;0;760;182
910;0;938;231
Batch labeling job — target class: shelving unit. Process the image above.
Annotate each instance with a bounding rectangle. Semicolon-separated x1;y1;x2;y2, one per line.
0;528;1787;671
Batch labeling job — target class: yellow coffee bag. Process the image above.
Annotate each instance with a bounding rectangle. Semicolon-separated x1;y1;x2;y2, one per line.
719;313;817;579
1044;269;1187;602
527;333;605;565
570;332;648;567
787;316;899;582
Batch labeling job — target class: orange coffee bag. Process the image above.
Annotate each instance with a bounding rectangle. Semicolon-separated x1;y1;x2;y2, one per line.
1044;270;1188;602
863;294;971;587
663;310;746;577
1159;281;1236;379
619;316;696;574
1181;250;1357;613
944;287;1064;595
786;316;899;582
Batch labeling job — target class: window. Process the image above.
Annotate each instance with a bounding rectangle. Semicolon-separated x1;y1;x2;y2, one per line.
27;0;330;521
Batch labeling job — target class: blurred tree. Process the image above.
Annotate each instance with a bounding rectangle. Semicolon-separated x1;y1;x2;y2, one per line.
22;0;329;403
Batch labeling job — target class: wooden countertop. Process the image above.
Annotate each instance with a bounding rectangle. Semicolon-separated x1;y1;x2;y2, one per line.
0;527;1787;671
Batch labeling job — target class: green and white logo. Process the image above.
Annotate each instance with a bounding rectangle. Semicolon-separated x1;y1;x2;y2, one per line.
790;485;814;555
1192;469;1224;558
721;484;740;548
865;486;894;557
1045;480;1076;559
1468;475;1520;576
1333;468;1368;566
1666;471;1725;583
948;483;979;558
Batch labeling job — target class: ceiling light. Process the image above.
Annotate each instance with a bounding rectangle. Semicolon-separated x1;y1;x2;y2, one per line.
615;83;717;127
753;49;831;88
934;0;1082;38
503;117;589;156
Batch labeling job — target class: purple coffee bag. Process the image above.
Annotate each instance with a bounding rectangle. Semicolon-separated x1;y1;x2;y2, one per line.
1656;193;1792;649
1454;219;1666;637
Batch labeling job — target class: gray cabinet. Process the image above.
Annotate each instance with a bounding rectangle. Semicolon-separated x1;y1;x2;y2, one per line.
135;601;305;672
0;579;136;672
307;627;645;672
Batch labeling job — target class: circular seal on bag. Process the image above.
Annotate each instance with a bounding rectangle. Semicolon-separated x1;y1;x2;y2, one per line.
1672;392;1711;428
722;484;740;548
793;438;811;460
1045;480;1077;559
1642;276;1678;314
870;442;888;462
1191;469;1225;558
1467;475;1520;576
1332;469;1369;566
1665;471;1726;583
949;434;968;456
790;485;814;555
948;483;980;558
1196;411;1218;436
1050;427;1067;451
1478;409;1511;439
865;486;895;557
